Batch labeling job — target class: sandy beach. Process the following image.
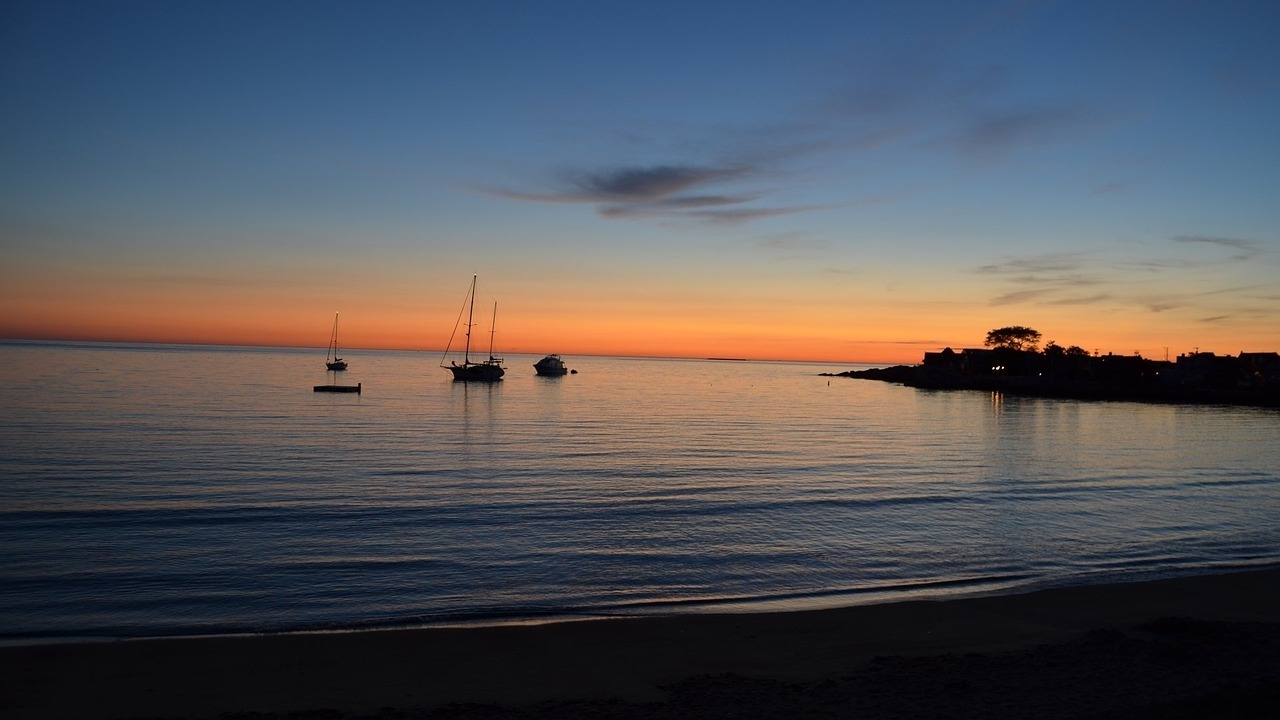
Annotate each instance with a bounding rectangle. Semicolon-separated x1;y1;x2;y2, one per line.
4;568;1279;719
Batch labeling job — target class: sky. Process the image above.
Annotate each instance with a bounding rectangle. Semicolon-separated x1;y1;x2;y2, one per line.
2;0;1278;364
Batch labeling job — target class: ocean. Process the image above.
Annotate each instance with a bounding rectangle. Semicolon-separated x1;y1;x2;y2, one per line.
2;340;1278;643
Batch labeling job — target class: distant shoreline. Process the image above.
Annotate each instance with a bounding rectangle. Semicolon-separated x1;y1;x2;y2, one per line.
825;364;1280;408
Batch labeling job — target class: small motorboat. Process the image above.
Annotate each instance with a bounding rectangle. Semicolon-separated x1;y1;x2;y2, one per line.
534;354;569;376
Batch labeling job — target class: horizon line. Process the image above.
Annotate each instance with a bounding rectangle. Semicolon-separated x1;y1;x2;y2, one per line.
0;336;909;367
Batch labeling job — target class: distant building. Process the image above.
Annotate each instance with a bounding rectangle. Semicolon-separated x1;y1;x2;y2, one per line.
1237;352;1280;386
911;345;1279;406
922;347;958;369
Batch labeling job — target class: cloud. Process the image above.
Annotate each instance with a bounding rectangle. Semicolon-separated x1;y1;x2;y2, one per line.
1172;235;1260;260
485;26;1114;229
951;105;1089;161
684;206;820;225
978;251;1129;309
1046;293;1112;306
819;50;1099;169
748;232;831;259
978;242;1278;320
486;44;1101;227
1121;258;1197;272
822;56;1093;162
596;193;761;219
1137;282;1275;317
977;254;1103;300
989;288;1054;306
485;164;744;203
974;242;1278;314
976;253;1090;277
484;162;818;224
567;165;749;202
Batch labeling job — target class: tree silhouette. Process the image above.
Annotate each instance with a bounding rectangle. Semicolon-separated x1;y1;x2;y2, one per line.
984;326;1042;351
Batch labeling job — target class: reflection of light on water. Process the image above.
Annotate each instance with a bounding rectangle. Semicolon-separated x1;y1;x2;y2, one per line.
4;344;1280;640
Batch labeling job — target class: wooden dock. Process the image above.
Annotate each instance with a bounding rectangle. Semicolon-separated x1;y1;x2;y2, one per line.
313;383;361;393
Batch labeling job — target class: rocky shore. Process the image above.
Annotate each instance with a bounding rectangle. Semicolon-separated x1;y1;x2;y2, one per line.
824;365;1280;408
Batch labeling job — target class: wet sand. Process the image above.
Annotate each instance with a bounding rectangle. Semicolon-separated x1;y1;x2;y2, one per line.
3;568;1279;719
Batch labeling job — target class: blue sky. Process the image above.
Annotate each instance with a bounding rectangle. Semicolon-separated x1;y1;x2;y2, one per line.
3;0;1278;361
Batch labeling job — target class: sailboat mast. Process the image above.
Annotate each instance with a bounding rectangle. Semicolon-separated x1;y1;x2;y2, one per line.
488;301;498;360
463;274;476;365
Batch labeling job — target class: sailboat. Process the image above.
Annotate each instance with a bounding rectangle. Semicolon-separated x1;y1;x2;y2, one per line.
441;275;505;382
325;312;348;371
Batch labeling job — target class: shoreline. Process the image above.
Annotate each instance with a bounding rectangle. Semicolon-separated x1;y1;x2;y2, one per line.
0;566;1246;648
827;365;1280;408
4;566;1278;719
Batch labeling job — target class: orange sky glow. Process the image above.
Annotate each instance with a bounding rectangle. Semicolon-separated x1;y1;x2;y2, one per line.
3;264;1275;366
3;3;1277;365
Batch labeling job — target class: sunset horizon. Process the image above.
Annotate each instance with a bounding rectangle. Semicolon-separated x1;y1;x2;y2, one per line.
5;4;1279;713
3;1;1276;368
3;312;1275;367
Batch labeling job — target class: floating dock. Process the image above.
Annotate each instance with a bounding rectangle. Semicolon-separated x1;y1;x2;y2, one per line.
314;383;361;393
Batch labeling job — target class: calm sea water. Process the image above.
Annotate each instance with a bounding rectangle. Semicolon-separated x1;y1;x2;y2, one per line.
1;341;1278;642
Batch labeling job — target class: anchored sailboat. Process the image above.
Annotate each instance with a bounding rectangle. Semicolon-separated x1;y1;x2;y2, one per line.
325;312;348;371
441;275;505;382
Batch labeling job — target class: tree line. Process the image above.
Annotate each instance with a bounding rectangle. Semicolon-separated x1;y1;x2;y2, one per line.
983;326;1091;358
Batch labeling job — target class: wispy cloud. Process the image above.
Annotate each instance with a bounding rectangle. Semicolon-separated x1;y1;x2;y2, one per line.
486;164;746;203
1172;235;1260;261
989;288;1054;306
483;162;813;224
821;46;1098;162
488;47;1100;225
978;235;1279;323
567;165;749;202
748;232;832;259
951;105;1090;162
685;206;820;225
1046;293;1112;306
976;253;1089;276
596;193;761;219
977;253;1103;303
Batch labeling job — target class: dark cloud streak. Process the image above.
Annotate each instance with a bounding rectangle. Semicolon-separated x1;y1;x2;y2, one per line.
568;165;749;202
685;206;818;225
482;162;809;224
1172;235;1260;260
487;30;1103;226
